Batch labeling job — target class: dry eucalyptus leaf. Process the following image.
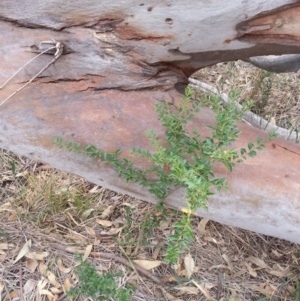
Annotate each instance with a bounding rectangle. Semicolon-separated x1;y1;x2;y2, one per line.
191;280;213;301
108;227;123;235
82;244;93;261
82;208;95;219
244;261;257;277
65;246;85;254
229;289;241;301
175;286;199;295
204;236;225;245
63;279;72;292
184;253;195;279
247;256;268;269
39;289;55;298
209;264;232;272
23;279;36;295
37;278;48;291
57;258;72;274
50;287;63;294
133;260;162;270
47;271;61;288
271;250;282;257
100;206;113;219
13;239;31;264
96;219;113;227
266;268;293;277
0;254;6;262
222;254;233;273
8;290;19;299
249;282;277;297
197;218;209;235
270;116;276;125
0;202;13;212
26;251;49;261
161;287;183;301
0;243;14;250
85;226;95;237
26;259;38;273
38;261;48;276
88;185;99;193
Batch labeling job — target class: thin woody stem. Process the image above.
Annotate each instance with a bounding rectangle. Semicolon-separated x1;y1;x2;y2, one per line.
0;46;56;90
0;41;63;106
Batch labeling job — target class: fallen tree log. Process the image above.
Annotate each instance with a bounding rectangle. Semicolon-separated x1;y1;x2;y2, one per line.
0;0;300;243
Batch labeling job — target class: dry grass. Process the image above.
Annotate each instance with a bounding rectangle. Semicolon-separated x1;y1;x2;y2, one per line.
193;61;300;132
1;63;300;301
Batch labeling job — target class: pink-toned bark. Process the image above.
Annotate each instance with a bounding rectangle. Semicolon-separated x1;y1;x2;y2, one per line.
0;1;300;243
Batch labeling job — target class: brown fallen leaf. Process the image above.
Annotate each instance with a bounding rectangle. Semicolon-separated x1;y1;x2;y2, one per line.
247;256;268;269
160;287;183;301
184;253;195;279
0;253;6;262
9;290;19;299
0;282;4;293
249;282;277;297
82;244;93;261
63;278;72;292
229;289;241;301
244;261;257;277
37;277;48;291
108;227;123;235
133;260;163;270
192;280;213;301
65;246;85;254
222;254;233;273
198;218;209;235
47;271;61;288
204;236;225;246
96;219;113;227
85;226;95;237
82;208;95;219
23;279;36;295
266;268;293;277
26;251;49;261
57;258;72;274
26;259;38;273
209;264;232;272
271;250;282;258
13;240;31;264
0;202;13;212
39;289;55;298
38;261;48;276
50;287;63;294
175;286;199;295
88;185;100;193
152;242;163;260
100;206;113;219
0;243;14;250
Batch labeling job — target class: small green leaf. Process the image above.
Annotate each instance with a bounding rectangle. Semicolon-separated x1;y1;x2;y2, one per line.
240;148;246;155
248;142;254;150
248;150;257;157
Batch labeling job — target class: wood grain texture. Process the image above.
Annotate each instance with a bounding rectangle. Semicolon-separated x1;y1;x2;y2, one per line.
0;1;300;243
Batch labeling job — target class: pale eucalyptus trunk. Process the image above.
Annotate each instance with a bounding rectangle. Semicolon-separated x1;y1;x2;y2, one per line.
0;1;300;243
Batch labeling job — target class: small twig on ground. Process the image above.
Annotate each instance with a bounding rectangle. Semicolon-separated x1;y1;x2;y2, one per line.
19;263;23;301
0;39;64;106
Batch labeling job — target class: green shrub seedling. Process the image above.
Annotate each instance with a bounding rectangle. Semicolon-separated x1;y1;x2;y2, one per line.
53;87;276;263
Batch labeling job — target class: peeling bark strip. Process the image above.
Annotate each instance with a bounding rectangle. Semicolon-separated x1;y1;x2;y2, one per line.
0;1;300;243
237;2;300;46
